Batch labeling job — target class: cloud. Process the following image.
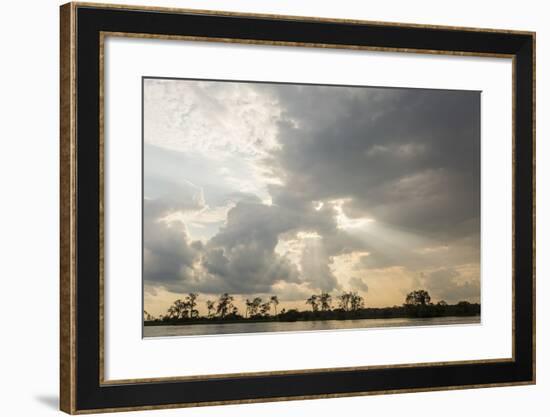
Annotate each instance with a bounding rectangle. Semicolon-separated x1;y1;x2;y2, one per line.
143;199;201;292
198;201;302;293
349;277;369;292
144;178;205;218
144;196;303;294
269;282;312;302
299;240;340;292
355;227;480;272
144;78;281;158
143;80;481;306
418;267;481;303
267;86;479;237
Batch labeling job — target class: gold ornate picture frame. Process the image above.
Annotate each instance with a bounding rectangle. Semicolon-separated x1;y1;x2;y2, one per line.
60;2;535;414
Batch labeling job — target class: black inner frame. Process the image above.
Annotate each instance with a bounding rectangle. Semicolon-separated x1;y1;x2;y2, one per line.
75;5;534;411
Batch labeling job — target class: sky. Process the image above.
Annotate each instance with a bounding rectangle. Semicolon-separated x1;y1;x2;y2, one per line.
143;78;481;318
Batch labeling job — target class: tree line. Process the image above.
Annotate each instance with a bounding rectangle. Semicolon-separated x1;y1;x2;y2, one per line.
144;289;480;325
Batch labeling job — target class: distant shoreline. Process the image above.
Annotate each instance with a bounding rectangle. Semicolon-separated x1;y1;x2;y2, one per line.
144;314;481;327
145;303;480;327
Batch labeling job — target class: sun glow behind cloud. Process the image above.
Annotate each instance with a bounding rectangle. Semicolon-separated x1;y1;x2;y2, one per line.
330;198;375;230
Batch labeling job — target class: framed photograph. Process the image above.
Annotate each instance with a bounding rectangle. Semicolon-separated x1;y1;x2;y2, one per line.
60;2;535;414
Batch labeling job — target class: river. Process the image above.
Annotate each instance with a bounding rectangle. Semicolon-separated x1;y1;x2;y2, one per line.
143;315;480;337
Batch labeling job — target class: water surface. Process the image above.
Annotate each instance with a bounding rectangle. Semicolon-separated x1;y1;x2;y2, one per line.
144;315;480;338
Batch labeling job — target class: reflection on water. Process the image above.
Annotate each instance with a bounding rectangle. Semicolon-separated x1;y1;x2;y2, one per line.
143;315;480;338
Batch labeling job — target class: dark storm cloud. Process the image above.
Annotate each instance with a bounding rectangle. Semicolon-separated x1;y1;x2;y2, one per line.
199;201;301;293
143;198;201;292
266;85;480;239
143;193;303;294
143;179;362;294
198;196;364;293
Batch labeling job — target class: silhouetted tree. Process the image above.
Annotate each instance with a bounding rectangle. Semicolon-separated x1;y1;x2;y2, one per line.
270;295;279;315
338;292;351;311
151;289;480;326
319;292;332;311
260;302;271;316
338;291;364;312
350;292;364;310
306;295;319;312
405;290;432;306
456;300;472;315
434;300;448;316
185;293;199;318
216;293;236;318
167;299;188;319
248;297;262;317
206;300;215;318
